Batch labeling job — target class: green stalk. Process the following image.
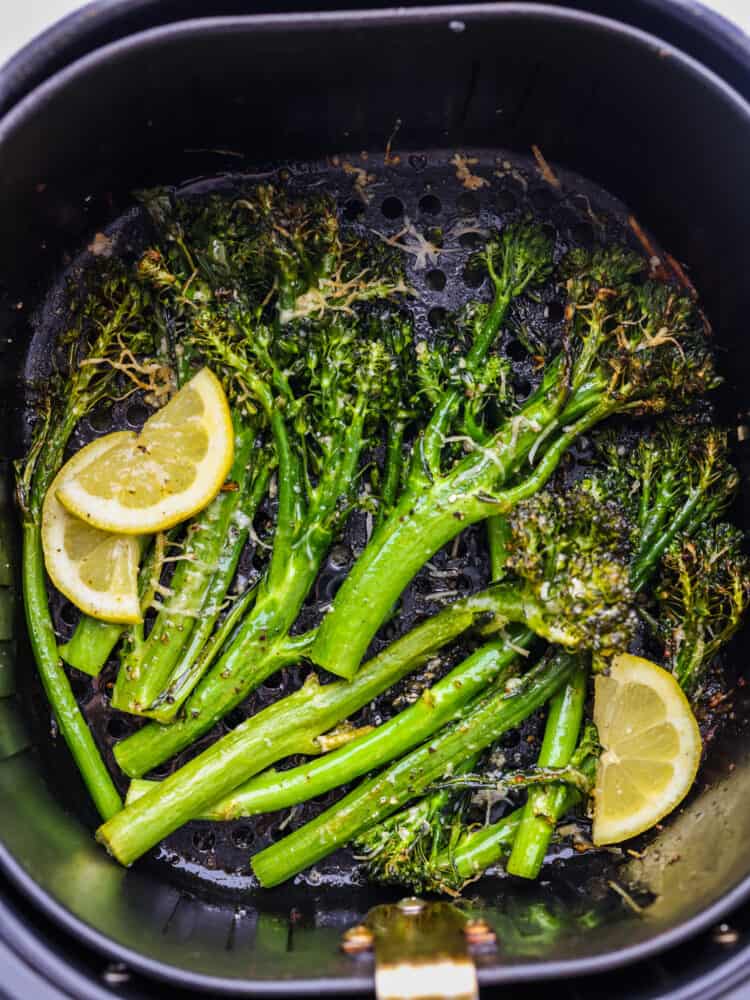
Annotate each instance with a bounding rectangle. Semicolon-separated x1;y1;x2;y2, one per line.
59;618;123;677
140;460;271;722
124;625;534;819
19;403;122;819
23;522;122;819
97;590;500;864
630;483;724;593
113;363;397;774
437;753;597;883
378;419;406;525
487;516;512;581
17;271;181;818
111;418;258;715
150;583;260;721
505;662;587;879
312;368;595;681
113;542;328;775
251;649;577;887
505;426;730;880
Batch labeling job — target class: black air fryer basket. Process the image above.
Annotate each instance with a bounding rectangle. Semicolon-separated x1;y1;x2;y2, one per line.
1;2;750;997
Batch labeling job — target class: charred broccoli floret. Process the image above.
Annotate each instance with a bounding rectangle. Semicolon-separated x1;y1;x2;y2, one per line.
312;242;719;681
656;523;750;697
592;425;738;592
114;184;415;772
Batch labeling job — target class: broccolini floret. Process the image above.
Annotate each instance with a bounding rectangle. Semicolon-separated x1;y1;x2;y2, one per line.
656;523;750;697
312;242;718;681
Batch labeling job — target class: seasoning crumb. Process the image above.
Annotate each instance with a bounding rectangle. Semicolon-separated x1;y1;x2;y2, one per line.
88;232;114;257
531;144;561;188
451;153;490;190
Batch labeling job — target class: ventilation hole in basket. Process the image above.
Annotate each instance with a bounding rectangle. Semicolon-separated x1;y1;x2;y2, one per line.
506;340;528;363
571;221;595;246
418;194;441;216
107;716;131;739
463;262;485;289
232;826;255;849
59;601;78;627
513;377;532;400
381;196;404;220
68;672;90;700
126;402;149;428
546;300;565;323
459;232;483;250
192;829;216;852
262;670;285;691
428;307;448;330
426;269;447;292
456;192;480;217
495;189;518;213
89;407;112;432
343;199;366;221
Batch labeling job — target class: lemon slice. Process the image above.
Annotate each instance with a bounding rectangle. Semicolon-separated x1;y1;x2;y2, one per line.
592;653;701;846
42;461;142;624
56;368;233;534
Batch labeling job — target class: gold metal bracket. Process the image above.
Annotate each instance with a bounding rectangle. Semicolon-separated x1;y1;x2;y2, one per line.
341;897;497;1000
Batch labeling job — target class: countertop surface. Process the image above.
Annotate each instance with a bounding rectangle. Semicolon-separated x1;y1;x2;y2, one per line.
1;0;749;69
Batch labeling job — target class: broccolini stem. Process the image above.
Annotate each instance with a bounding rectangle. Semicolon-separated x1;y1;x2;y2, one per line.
487;517;512;582
418;296;510;475
124;626;533;820
251;649;577;887
146;466;271;722
114;382;377;775
379;419;405;524
58;617;123;677
151;583;259;719
630;483;720;593
18;273;162;818
443;808;522;880
111;419;258;715
635;465;679;561
23;522;122;820
98;591;495;863
439;752;597;883
417;221;553;480
505;662;587;879
313;384;608;680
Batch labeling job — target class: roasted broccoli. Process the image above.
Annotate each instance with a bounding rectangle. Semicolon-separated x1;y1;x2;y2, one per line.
656;523;750;698
312;244;718;681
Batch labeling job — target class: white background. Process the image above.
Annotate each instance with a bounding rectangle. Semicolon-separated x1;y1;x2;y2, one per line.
0;0;748;67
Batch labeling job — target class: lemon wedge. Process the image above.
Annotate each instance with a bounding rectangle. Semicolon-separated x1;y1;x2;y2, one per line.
56;368;233;535
42;463;142;624
592;653;701;846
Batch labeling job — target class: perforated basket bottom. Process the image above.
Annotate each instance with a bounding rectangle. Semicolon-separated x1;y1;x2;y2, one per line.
21;147;702;912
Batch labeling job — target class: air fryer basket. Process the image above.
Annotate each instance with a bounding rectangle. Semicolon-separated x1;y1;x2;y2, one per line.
1;4;750;994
